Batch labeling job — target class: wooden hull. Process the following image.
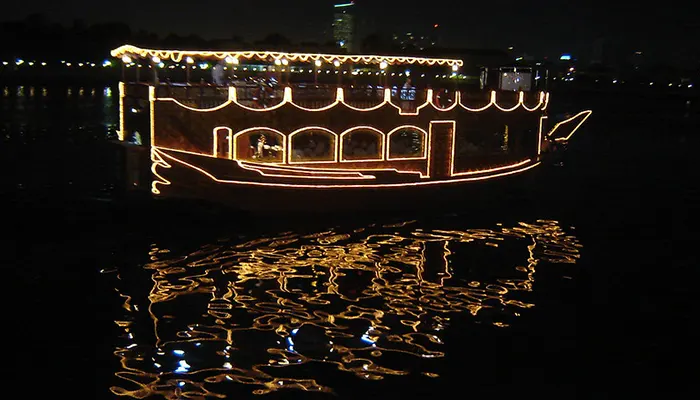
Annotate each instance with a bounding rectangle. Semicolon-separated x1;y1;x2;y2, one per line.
149;149;544;213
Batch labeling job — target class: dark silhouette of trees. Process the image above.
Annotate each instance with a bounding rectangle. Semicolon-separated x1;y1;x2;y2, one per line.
360;33;401;54
254;33;292;50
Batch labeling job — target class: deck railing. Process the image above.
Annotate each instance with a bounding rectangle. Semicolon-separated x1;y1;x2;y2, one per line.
131;82;529;111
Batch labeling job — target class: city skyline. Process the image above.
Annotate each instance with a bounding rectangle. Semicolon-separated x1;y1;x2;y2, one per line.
3;0;698;67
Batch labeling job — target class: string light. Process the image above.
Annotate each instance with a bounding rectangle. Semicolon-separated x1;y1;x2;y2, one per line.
140;74;587;194
288;127;339;164
155;118;535;183
118;82;125;141
339;126;386;162
548;110;593;142
152;147;541;190
111;45;463;67
538;116;548;156
154;86;547;114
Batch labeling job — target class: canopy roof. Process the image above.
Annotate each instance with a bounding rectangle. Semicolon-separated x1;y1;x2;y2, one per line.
110;45;464;67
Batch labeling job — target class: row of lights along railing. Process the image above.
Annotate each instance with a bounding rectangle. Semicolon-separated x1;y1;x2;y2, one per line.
119;55;462;86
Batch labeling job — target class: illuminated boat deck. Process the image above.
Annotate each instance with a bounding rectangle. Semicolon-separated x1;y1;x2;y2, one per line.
113;45;591;204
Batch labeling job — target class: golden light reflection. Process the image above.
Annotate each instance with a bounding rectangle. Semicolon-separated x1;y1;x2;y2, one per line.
109;220;581;397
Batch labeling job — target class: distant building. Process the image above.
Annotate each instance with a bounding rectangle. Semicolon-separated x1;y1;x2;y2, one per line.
424;48;511;74
392;24;440;51
332;2;355;52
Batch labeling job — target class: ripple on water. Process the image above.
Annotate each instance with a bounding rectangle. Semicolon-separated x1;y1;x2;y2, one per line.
108;219;582;397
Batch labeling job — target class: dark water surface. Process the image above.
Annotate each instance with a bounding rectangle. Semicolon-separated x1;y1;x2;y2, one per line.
4;85;698;398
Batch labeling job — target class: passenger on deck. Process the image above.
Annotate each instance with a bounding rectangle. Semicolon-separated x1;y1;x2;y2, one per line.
400;78;414;111
212;61;226;86
435;88;452;108
255;134;266;158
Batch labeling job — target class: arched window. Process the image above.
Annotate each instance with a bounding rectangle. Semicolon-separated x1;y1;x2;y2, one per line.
341;128;384;161
233;128;285;163
290;128;337;163
388;126;427;159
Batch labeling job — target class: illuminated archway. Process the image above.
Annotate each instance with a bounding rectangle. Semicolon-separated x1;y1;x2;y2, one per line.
387;126;428;160
289;127;338;163
340;127;385;162
212;127;232;159
233;127;286;163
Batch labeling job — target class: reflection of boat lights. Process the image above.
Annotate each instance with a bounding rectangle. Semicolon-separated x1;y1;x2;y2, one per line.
223;362;232;369
109;220;584;396
360;327;377;346
173;350;185;356
360;335;375;345
291;328;299;335
174;360;191;373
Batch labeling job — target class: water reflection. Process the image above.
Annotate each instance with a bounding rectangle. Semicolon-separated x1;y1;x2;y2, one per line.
0;85;119;145
108;219;581;397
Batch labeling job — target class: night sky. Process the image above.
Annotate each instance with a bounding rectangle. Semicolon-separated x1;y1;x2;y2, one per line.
4;0;698;66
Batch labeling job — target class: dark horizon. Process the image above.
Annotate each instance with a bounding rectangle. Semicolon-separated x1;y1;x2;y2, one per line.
3;0;699;68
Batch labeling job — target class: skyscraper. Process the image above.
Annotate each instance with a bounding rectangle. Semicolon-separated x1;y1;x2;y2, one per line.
332;2;355;52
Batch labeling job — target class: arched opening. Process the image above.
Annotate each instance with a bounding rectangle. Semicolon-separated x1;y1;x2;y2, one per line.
234;84;285;109
233;128;285;163
433;89;456;109
213;127;232;159
290;129;337;163
388;126;427;159
341;128;384;161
